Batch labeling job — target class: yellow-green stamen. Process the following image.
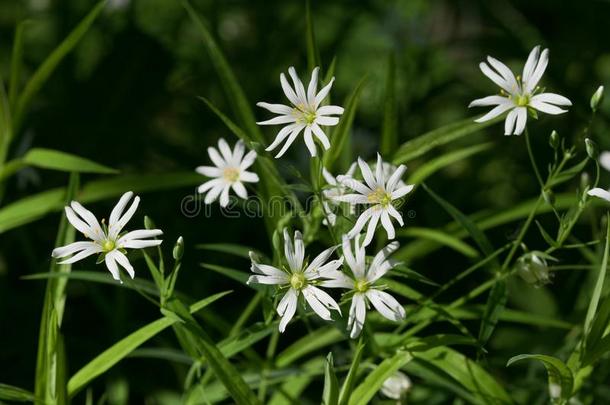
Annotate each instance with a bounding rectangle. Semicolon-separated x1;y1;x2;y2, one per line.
223;167;240;183
102;239;116;252
367;187;392;207
355;278;369;293
290;272;306;290
515;94;530;107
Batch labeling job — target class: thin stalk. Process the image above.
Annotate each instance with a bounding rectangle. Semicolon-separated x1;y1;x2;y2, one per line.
525;127;544;189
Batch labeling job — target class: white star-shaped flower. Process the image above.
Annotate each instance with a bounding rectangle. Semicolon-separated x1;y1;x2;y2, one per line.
469;45;572;135
587;151;610;201
334;154;414;246
51;191;163;282
247;229;343;332
322;235;405;338
321;162;357;226
257;66;344;158
196;138;259;207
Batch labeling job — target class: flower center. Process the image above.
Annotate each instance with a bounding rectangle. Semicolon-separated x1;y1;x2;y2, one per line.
293;105;317;125
290;272;306;290
102;239;116;252
367;187;392;207
515;94;530;107
222;167;240;183
355;278;369;293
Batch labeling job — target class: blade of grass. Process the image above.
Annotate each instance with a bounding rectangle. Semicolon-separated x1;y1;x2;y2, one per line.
305;0;321;72
9;20;28;109
380;53;397;156
338;342;364;405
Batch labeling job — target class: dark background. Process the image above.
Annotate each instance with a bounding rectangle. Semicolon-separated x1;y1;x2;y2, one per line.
1;0;609;403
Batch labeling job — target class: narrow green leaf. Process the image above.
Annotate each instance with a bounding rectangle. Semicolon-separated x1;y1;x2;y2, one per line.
66;291;231;397
9;20;29;109
0;171;203;234
196;243;261;260
478;280;507;346
583;214;610;341
182;0;263;143
305;0;321;72
0;383;36;402
507;354;573;404
392;116;501;164
322;353;339;405
22;148;118;174
407;143;492;185
338;343;364;405
323;76;367;170
398;227;479;258
276;326;345;368
348;351;412;405
14;1;106;131
380;53;397;156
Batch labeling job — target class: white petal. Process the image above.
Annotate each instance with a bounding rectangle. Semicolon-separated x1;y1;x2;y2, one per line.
70;201;102;236
513;107;528;135
204;183;224;204
256;102;293;115
362;209;381;246
317;105;344;116
380;211;395;239
112;250;135;279
529;100;568;115
474;102;513;123
293;230;305;271
315;116;339;126
522;46;541;86
247;274;288;285
303;126;317;157
370;241;400;272
277;288;298;332
340;177;371;196
587;188;610;202
196;166;222;178
121;239;162;249
217;138;233;163
302;285;340;320
64;206;94;237
288;67;308;105
57;245;102;264
307;67;319;105
348;293;367;339
119;229;163;243
280;72;300;106
52;241;98;258
531;93;571;106
304;246;337;277
390;184;414;200
347;207;374;240
314;78;335;108
333;194;369;204
265;123;300;152
358;157;378;189
104;253;121;281
257;115;297;126
374;154;385;185
311;123;330;150
251;262;286;278
198;178;224;194
525;48;548;93
504;109;518;135
274;125;305;158
232;140;245;165
479;62;512;93
468;95;509;108
387;205;404;226
240;171;259;183
109;195;140;239
207;146;226;168
367;289;405;321
486;56;519;93
109;192;134;231
599;151;610;172
320;270;354;289
232;182;248;199
239;150;257;170
219;185;231;207
386;165;406;192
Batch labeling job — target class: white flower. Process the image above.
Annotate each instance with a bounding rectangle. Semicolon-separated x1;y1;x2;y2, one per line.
51;191;163;282
334;154;414;246
247;229;343;332
196;138;259;207
257;66;344;158
587;151;610;201
322;235;405;338
380;371;412;400
469;45;572;135
321;162;357;226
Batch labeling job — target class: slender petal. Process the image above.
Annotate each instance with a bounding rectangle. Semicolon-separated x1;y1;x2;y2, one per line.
474;102;513;123
256;102;293;115
367;289;405;321
348;293;366;338
277;288;298;332
504;109;518;135
588;188;610;202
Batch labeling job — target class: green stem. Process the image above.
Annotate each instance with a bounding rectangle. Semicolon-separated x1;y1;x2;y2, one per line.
525;127;544;189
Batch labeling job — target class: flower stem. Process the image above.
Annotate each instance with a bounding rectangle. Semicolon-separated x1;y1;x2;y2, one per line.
525;126;544;189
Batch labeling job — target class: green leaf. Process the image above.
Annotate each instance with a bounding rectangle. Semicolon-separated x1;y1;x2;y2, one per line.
14;1;106;132
0;171;203;234
323;76;367;170
407;143;492;185
276;326;345;368
507;354;573;404
305;0;321;72
322;353;339;405
348;351;412;405
9;20;28;109
66;291;231;397
380;53;397;156
35;173;79;404
478;280;507;347
0;383;36;402
338;343;364;405
196;243;262;260
398;227;479;258
267;357;326;405
21;148;118;174
583;214;610;343
392;116;501;164
182;0;263;143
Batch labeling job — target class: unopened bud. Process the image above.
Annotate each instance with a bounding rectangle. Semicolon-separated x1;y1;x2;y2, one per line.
144;216;156;230
585;138;599;159
549;130;559;150
516;252;551;286
591;85;604;112
543;189;555;205
381;371;412;400
580;172;590;190
172;236;184;260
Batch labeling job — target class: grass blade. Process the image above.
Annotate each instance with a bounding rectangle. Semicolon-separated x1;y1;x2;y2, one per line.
507;354;573;404
0;383;35;402
305;0;321;72
380;53;397;156
322;353;339;405
338;342;364;405
22;148;118;174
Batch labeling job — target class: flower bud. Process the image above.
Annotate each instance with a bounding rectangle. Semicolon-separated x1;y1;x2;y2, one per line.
549;130;559;150
172;236;184;260
542;189;555;205
381;371;412;400
516;252;551;286
580;172;590;190
591;85;604;112
144;216;156;230
585;138;599;160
